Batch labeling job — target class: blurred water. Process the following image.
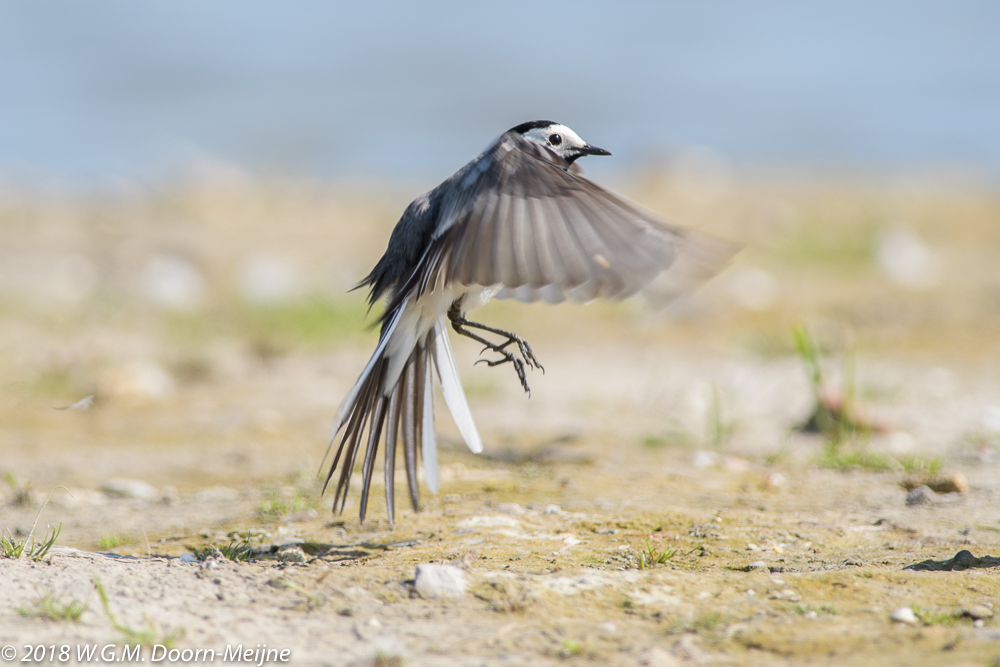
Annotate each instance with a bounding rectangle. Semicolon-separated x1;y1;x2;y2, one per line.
0;0;998;183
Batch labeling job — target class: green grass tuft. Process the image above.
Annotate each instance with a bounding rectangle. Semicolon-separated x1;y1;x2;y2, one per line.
637;533;677;569
188;531;258;562
18;592;88;622
818;446;894;472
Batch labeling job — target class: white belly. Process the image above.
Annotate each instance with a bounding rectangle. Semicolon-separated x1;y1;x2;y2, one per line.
381;284;501;390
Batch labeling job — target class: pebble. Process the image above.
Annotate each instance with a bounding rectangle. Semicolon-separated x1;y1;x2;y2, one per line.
276;546;307;563
102;478;159;500
962;604;993;620
905;485;934;506
770;588;801;602
179;553;198;563
747;561;769;572
901;472;968;494
598;622;617;634
544;504;562;515
890;606;919;624
413;563;468;599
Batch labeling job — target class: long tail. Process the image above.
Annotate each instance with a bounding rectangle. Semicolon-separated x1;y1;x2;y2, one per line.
323;304;482;524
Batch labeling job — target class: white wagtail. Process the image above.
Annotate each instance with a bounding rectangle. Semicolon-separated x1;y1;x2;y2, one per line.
324;120;732;523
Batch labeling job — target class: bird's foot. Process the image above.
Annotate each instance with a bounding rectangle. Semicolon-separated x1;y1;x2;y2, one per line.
474;349;531;394
448;307;542;395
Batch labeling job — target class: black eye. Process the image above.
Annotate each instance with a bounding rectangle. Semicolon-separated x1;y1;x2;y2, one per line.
549;134;562;146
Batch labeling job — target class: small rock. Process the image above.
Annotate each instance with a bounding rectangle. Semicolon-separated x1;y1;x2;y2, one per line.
890;606;919;625
598;622;617;634
276;546;307;563
962;604;993;620
905;485;935;506
102;478;159;500
414;563;468;599
747;561;769;572
179;553;198;563
901;472;968;494
770;588;801;602
544;504;562;515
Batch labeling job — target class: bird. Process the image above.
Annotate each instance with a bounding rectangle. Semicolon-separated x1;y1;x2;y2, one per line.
323;120;732;523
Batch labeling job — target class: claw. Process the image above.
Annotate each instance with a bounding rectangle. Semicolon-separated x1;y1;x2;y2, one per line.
448;304;541;395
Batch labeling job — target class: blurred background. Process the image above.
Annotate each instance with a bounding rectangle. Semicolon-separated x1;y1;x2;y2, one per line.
2;1;1000;544
2;1;999;182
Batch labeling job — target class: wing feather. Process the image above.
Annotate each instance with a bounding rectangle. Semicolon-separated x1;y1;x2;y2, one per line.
429;134;732;303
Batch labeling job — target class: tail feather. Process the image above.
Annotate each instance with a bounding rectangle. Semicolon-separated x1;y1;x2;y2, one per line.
411;344;430;505
322;300;408;471
400;352;420;513
358;391;388;524
383;389;401;525
431;317;483;454
332;358;382;513
324;299;486;523
421;328;439;494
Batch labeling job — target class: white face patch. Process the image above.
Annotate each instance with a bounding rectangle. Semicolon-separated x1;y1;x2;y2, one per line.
522;124;588;159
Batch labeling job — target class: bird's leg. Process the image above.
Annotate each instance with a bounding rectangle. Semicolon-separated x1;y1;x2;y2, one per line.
447;303;543;394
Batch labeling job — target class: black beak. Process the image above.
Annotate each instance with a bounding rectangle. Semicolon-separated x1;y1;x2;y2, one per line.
579;144;611;157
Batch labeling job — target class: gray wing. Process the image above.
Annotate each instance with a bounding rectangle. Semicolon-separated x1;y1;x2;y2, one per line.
433;135;730;304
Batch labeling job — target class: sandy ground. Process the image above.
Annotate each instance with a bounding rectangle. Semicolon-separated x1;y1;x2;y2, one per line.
2;175;1000;665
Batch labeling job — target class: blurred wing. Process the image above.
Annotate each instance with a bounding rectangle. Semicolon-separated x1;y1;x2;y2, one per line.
436;137;732;304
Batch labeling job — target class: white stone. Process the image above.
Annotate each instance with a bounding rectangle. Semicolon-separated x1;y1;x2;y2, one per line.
102;478;158;500
890;606;918;624
414;563;468;599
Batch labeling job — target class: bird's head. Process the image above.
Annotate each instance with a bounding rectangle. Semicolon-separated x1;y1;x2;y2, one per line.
511;120;611;165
